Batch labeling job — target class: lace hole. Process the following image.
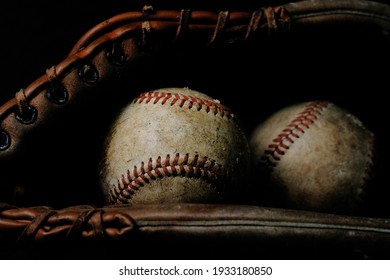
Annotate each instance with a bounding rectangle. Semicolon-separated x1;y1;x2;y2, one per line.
106;44;125;66
15;105;38;125
78;63;99;84
47;85;68;105
0;130;10;150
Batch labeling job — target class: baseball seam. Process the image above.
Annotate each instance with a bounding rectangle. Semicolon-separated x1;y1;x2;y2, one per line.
261;101;329;169
109;153;223;204
133;91;233;119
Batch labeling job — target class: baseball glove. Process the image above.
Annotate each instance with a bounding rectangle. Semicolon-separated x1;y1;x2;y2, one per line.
0;0;389;259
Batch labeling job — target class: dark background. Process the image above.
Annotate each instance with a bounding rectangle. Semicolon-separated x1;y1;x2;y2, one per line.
0;0;389;217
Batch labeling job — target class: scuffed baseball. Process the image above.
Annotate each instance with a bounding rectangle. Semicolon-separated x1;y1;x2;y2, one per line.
99;87;250;205
249;101;375;214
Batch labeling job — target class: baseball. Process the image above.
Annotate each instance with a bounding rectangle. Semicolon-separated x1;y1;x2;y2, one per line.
249;101;375;214
99;87;250;205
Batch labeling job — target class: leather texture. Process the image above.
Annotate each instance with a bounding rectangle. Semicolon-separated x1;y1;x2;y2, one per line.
1;203;390;259
0;0;389;259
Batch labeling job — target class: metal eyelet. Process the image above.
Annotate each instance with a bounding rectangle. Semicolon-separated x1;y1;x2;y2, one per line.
47;84;68;105
15;90;37;125
78;63;99;84
106;44;126;66
0;130;10;150
15;105;38;125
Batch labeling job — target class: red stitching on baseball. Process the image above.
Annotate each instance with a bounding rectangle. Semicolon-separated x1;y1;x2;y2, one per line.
133;91;233;119
108;153;223;204
261;101;329;168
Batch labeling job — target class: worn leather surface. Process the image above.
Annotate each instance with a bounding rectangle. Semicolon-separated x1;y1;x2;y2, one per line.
1;203;390;259
0;0;389;259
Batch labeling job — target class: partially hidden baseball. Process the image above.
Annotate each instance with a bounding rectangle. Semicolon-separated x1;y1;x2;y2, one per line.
249;100;375;214
99;87;250;205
